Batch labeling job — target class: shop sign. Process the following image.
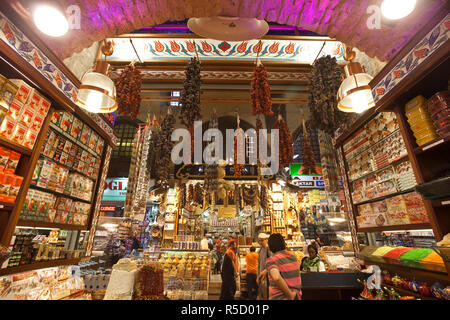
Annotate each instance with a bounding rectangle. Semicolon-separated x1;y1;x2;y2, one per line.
290;163;323;176
102;178;128;201
100;206;116;212
290;163;325;188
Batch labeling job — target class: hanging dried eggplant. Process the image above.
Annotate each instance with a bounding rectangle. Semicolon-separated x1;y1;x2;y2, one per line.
259;185;268;212
234;130;245;178
242;184;257;206
308;56;348;135
204;112;219;192
116;64;142;119
188;184;194;203
273;117;293;169
155;111;176;188
251;64;273;116
179;183;186;209
179;58;202;127
302;120;317;175
194;183;204;204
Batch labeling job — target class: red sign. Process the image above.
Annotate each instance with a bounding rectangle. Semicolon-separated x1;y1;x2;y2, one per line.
100;206;116;211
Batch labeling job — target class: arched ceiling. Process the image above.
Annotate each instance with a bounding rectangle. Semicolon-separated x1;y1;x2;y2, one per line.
29;0;446;61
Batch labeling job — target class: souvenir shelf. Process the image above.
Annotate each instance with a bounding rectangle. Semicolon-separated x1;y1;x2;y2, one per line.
0;10;116;275
334;11;450;277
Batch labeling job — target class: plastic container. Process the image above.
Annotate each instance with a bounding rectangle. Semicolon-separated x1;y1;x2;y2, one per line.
409;117;435;132
437;126;450;138
406;108;431;122
416;133;438;146
405;95;426;115
382;247;413;265
413;122;437;139
431;107;450;122
433;118;450;131
420;251;446;272
399;248;433;269
428;91;450;116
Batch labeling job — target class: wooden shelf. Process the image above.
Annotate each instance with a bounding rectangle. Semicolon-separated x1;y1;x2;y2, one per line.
357;223;432;233
0;201;15;211
39;154;96;182
383;284;438;300
0;258;82;276
30;184;91;204
414;135;450;155
0;136;32;156
345;129;401;163
359;256;450;284
349;154;409;184
354;187;415;206
17;220;88;231
49;123;100;158
431;197;450;207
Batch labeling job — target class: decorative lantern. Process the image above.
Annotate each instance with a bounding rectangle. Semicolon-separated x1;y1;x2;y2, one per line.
337;46;375;114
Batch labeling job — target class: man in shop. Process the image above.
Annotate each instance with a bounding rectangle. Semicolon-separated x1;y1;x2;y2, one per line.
245;246;258;299
256;233;271;299
265;233;302;300
220;241;238;299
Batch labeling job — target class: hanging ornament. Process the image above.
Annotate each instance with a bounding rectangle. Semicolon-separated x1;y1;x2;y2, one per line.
308;55;349;135
301;118;317;175
251;60;273;116
234;113;245;178
204;110;219;192
273;115;293;169
115;63;142;119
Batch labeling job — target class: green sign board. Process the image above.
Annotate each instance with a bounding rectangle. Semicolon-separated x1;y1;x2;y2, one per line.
290;163;323;177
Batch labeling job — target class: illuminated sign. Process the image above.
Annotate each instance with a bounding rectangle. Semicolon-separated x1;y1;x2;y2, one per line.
100;206;116;211
102;178;128;201
290;163;324;188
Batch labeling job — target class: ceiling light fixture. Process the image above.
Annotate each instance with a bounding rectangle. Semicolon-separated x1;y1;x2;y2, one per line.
187;16;269;41
76;41;117;113
337;45;375;114
381;0;417;20
32;1;69;37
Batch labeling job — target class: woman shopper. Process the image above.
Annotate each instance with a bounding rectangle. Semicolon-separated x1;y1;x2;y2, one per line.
265;233;302;300
300;244;326;272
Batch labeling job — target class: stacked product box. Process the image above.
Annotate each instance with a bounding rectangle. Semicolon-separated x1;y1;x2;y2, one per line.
50;112;104;157
0;79;50;149
20;189;90;226
356;191;430;228
42;129;101;180
0;146;23;203
405;95;438;146
32;159;94;202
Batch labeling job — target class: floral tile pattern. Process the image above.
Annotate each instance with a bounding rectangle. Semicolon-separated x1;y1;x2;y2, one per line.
372;13;450;104
0;12;117;144
107;37;345;63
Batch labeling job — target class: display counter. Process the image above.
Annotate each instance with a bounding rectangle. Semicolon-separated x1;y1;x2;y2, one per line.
301;271;370;300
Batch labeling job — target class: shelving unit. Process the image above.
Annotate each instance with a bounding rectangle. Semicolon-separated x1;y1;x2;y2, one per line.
17;219;88;231
0;258;82;276
0;7;117;275
354;188;415;206
29;184;92;204
334;13;450;278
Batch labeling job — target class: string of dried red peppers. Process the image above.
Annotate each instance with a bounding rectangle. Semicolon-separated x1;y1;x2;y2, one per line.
273;118;293;169
251;64;273;116
116;64;142;119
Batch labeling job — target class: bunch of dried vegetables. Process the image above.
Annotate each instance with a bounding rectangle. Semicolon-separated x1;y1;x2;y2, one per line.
251;63;273;116
308;55;348;135
116;64;142;119
273;117;293;169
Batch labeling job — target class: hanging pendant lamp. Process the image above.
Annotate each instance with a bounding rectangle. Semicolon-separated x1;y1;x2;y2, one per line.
337;46;375;114
76;41;117;113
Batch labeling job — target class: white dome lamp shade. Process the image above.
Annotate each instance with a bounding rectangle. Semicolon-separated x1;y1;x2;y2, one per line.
381;0;417;20
32;1;69;37
337;46;375;114
187;16;269;41
76;60;117;113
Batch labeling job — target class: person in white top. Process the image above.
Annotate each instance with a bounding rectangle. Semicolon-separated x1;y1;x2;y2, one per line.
200;235;209;250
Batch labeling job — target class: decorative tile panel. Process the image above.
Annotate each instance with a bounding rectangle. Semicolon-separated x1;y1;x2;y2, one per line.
371;13;450;104
107;37;345;63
